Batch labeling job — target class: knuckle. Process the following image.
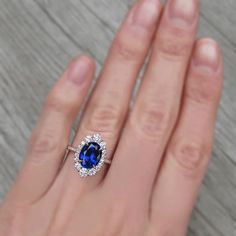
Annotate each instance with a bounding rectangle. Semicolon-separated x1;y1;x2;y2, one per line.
169;139;209;177
30;132;59;158
105;203;126;235
156;30;193;60
0;205;22;235
112;34;144;62
185;80;216;104
49;224;66;236
84;103;122;134
46;89;76;114
132;101;171;139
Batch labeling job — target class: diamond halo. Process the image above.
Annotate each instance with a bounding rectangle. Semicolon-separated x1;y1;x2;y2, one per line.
74;134;107;177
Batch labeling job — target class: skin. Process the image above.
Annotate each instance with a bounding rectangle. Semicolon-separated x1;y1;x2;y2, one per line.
0;0;224;235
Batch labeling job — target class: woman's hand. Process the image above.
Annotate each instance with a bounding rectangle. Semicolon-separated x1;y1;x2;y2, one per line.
0;0;223;235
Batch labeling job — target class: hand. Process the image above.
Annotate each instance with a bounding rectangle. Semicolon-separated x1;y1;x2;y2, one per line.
0;0;223;235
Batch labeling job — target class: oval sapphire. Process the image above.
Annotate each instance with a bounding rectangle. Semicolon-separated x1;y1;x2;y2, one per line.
79;142;102;169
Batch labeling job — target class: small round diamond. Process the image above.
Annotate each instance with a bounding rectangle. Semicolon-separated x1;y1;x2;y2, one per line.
93;134;101;142
89;169;96;176
80;169;88;177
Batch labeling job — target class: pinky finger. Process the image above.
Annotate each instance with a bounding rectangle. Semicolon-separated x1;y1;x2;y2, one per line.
150;39;223;235
7;56;95;206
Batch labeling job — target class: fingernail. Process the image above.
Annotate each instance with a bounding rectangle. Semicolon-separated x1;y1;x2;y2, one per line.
132;0;160;29
168;0;197;28
192;39;220;75
67;56;91;84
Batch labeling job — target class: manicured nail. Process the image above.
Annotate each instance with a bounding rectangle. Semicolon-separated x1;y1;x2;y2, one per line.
132;0;160;29
168;0;197;28
193;39;220;75
67;56;91;84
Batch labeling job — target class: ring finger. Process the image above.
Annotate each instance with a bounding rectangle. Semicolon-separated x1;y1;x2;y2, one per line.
51;0;162;227
149;39;223;235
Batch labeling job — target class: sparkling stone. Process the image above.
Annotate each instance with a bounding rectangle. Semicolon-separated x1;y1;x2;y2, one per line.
74;153;80;161
89;169;96;176
80;171;87;177
85;136;92;143
79;142;102;169
93;134;101;142
100;141;105;146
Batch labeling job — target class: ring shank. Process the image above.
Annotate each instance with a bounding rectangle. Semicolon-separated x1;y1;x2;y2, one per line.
67;146;77;152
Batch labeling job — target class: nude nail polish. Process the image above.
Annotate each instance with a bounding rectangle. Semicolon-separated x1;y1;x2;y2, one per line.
193;39;220;75
67;56;91;84
132;0;160;29
168;0;198;28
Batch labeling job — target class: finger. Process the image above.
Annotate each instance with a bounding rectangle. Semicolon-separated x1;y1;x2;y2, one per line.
58;0;161;188
8;56;95;205
105;0;198;206
51;0;162;229
150;39;223;235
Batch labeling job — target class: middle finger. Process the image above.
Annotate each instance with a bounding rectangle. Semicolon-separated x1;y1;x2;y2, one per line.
105;0;199;209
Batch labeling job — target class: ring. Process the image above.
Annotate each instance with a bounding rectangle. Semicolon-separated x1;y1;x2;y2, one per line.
67;134;111;177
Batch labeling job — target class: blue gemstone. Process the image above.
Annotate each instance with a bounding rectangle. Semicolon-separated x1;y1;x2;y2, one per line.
79;142;102;169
